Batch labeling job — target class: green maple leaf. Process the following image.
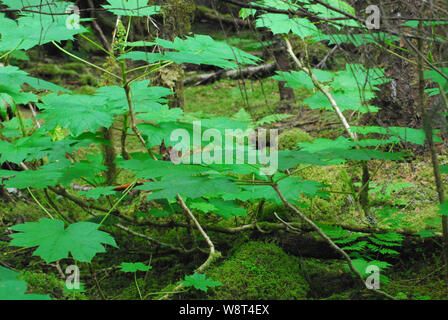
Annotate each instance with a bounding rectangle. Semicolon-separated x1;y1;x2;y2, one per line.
189;199;246;218
256;14;318;38
252;0;301;10
94;81;172;115
0;158;106;189
120;262;152;273
439;201;448;216
9;219;117;263
0;134;51;165
38;94;114;136
223;177;317;205
208;199;246;218
277;149;329;170
137;105;184;123
155;35;260;69
0;266;18;282
181;273;221;292
240;8;256;19
117;154;211;180
188;200;217;213
0;280;51;300
102;0;161;16
0;65;68;118
63;282;85;294
441;165;448;174
139;175;239;201
0;266;51;300
425;68;448;94
351;126;438;146
117;51;166;64
349;259;391;283
0;162;64;189
272;70;333;89
0;2;87;51
304;0;359;29
79;187;117;200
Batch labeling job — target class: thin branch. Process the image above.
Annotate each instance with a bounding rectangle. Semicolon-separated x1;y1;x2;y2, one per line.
176;195;215;254
159;195;222;300
272;183;396;300
283;37;356;140
115;223;198;254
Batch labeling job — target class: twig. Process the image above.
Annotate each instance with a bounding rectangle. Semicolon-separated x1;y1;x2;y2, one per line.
89;264;107;300
159;195;221;300
272;183;396;300
115;223;197;254
87;0;112;52
315;45;338;69
273;212;301;233
284;37;356;140
28;103;40;128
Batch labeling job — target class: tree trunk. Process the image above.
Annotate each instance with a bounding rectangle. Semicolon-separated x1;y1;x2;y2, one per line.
153;0;196;110
275;41;296;110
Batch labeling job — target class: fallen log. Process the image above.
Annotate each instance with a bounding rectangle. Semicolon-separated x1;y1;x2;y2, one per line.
184;63;276;86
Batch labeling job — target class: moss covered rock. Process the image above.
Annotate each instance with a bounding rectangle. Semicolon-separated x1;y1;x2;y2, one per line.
278;128;313;150
207;241;309;299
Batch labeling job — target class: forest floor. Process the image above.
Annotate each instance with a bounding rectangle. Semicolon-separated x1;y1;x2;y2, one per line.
1;29;448;300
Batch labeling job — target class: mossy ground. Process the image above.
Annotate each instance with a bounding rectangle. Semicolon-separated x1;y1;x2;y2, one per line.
206;241;309;300
1;35;447;300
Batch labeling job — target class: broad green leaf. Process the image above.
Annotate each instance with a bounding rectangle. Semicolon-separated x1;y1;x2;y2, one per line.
38;94;114;136
256;14;318;38
155;35;260;69
240;8;256;19
0;265;50;300
0;280;51;300
136;105;184;123
9;219;117;263
439;201;448;216
79;187;117;200
139;175;239;201
441;165;448;174
0;158;106;189
95;80;173;115
180;273;221;292
0;2;86;51
207;199;246;218
102;0;161;16
117;154;212;180
120;262;152;273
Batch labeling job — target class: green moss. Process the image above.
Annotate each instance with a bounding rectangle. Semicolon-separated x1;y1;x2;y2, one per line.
299;259;357;299
20;271;64;298
258;201;292;223
74;85;97;95
184;78;305;119
384;254;447;300
207;241;309;299
278;128;313;150
299;165;358;223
